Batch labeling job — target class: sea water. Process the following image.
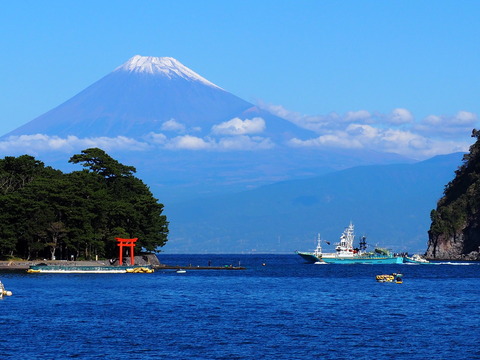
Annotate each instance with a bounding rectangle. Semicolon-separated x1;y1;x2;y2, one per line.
1;254;479;359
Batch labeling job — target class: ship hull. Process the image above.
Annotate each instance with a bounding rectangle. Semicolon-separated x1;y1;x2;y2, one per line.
320;256;404;264
295;251;320;263
403;257;431;264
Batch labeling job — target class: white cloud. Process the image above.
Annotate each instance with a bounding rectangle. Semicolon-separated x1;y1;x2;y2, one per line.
260;103;414;130
212;117;266;135
258;103;303;122
345;110;372;122
388;108;413;125
289;133;363;149
162;134;274;151
217;135;274;150
422;115;442;126
257;101;336;132
161;119;186;132
0;134;150;154
1;105;478;160
0;132;276;154
453;111;477;125
378;129;471;158
165;135;212;150
415;111;478;138
145;132;167;144
259;101;479;159
288;123;472;159
346;124;379;139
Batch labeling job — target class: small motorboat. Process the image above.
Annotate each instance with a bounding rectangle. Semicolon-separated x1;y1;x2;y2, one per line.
176;269;186;274
0;281;13;299
404;254;430;264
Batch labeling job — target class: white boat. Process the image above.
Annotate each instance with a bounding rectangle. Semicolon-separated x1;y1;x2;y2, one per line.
295;234;324;263
0;281;12;298
404;254;430;264
176;269;186;274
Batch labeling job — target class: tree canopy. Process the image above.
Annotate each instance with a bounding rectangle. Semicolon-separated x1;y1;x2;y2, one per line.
0;148;168;260
69;148;136;179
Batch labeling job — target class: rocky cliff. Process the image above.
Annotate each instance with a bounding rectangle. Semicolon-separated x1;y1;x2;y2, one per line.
426;130;480;260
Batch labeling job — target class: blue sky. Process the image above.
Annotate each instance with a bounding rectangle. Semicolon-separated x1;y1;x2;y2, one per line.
1;1;479;159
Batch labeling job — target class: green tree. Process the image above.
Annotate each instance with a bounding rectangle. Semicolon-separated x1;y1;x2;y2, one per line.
69;148;136;179
0;149;168;260
0;155;50;194
68;148;168;257
0;157;63;259
430;129;480;237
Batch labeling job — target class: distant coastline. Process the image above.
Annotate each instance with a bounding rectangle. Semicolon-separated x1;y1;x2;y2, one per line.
0;255;246;271
0;254;159;271
0;260;112;271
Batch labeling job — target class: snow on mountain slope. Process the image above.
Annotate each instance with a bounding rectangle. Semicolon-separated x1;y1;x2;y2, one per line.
115;55;222;89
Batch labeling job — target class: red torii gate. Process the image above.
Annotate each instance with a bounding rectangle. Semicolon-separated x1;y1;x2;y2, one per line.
116;238;138;265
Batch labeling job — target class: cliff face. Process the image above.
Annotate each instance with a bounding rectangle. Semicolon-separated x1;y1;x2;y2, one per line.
426;130;480;260
426;221;480;260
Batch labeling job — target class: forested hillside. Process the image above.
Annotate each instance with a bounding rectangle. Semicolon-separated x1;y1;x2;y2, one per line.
427;130;480;259
0;148;168;260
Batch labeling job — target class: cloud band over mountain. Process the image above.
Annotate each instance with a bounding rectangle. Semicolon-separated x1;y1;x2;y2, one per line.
1;108;474;159
1;55;476;160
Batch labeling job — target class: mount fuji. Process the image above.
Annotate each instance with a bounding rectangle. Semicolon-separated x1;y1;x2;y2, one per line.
5;55;307;141
2;55;411;202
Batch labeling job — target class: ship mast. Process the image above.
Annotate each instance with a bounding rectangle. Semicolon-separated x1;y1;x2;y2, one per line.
336;222;355;252
359;235;367;252
313;233;322;257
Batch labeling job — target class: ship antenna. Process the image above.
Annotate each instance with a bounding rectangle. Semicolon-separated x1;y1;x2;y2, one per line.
359;235;367;252
314;233;322;256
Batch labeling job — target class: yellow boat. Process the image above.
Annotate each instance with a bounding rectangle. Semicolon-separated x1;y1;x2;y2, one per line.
376;273;403;283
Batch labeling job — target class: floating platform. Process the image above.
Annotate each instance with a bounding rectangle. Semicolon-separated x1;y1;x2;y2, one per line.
27;265;154;274
153;265;246;271
26;264;245;273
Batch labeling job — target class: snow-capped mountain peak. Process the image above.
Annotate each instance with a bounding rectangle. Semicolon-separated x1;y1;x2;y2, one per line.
115;55;222;89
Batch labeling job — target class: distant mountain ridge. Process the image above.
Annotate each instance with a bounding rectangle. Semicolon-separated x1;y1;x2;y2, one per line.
164;152;464;253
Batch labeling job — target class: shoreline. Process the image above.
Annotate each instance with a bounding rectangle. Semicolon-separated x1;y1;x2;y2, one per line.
0;260;246;271
0;260;110;271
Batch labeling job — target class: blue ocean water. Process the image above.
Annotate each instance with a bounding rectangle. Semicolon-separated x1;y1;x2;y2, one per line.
1;254;479;360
